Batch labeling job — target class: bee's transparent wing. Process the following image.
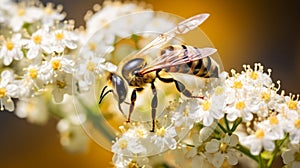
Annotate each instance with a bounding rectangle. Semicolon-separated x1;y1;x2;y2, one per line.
134;14;210;57
139;47;217;75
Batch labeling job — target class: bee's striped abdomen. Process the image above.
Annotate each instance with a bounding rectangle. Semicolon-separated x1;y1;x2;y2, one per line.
162;45;219;78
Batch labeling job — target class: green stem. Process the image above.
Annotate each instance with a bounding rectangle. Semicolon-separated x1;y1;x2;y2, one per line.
258;153;266;168
236;144;259;162
267;134;288;167
224;114;231;133
231;118;242;132
217;122;227;134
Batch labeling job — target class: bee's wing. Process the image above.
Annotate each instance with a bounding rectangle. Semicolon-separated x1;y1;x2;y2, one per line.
133;14;210;58
139;47;217;75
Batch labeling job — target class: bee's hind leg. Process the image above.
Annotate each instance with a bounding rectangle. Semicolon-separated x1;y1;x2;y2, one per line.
127;88;143;123
156;71;203;99
150;82;157;132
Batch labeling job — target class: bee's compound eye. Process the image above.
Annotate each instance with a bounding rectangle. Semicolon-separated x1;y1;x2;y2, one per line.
122;58;145;81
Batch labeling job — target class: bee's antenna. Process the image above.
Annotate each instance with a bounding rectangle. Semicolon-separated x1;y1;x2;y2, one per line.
99;86;113;104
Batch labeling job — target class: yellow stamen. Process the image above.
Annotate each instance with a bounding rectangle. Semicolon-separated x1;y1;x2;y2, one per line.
269;116;278;125
287;100;297;110
6;41;14;51
156;127;166;137
118;139;128;149
128;161;138;168
55;32;64;40
0;88;7;98
220;143;228;153
233;81;243;89
88;42;96;51
87;61;95;71
56;80;66;89
214;86;224;95
33;35;42;44
136;129;145;138
202;101;211;111
29;68;38;79
18;9;25;16
52;60;61;70
294;119;300;129
255;129;265;139
250;71;258;80
235;101;245;110
261;92;271;102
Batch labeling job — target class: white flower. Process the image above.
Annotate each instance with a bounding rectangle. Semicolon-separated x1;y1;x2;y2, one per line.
112;154;150;168
112;135;147;156
171;100;196;129
24;29;52;59
282;143;300;168
205;134;239;168
15;97;48;125
40;3;65;27
39;55;74;84
52;72;73;103
151;126;177;152
192;96;224;126
0;70;18;111
50;29;78;53
239;128;275;155
9;6;43;32
57;119;89;153
0;33;24;65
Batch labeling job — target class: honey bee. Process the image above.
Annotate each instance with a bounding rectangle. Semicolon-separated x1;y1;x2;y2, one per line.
99;14;219;132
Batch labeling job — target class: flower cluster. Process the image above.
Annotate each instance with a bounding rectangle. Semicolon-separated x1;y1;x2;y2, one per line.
112;64;300;168
1;0;299;168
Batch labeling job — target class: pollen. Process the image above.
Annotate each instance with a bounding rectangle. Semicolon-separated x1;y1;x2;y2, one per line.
233;81;243;89
214;86;224;95
269;116;278;125
294;119;300;129
6;41;14;51
33;35;42;44
261;92;271;102
287;100;298;110
0;88;7;98
156;127;166;137
87;61;95;71
128;161;139;168
202;100;211;111
235;101;246;110
88;42;96;51
249;71;259;80
118;139;128;149
52;59;61;70
255;129;265;139
56;80;66;89
29;68;38;79
55;32;64;40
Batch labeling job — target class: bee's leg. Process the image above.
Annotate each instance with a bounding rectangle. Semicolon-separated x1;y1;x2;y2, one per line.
156;71;202;99
99;86;113;104
127;89;137;123
150;82;158;132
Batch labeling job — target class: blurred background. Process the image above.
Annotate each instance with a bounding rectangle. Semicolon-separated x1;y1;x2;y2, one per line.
0;0;299;167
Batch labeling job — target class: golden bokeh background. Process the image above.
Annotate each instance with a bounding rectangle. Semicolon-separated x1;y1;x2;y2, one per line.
0;0;299;167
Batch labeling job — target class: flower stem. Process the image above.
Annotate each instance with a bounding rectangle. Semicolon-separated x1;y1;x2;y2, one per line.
217;122;227;134
236;144;259;162
267;134;288;167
